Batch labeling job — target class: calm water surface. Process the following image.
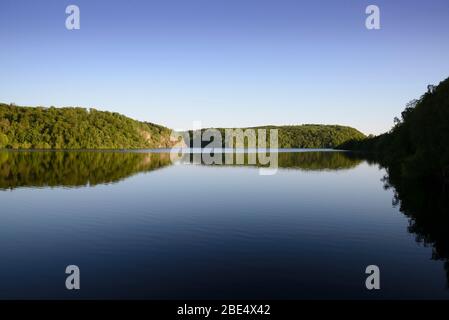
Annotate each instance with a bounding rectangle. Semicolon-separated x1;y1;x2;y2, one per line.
0;150;448;299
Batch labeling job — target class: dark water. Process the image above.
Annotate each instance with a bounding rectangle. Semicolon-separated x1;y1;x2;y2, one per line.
0;150;448;299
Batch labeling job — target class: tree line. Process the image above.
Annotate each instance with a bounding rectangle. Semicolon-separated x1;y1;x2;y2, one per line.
339;77;449;182
187;125;366;149
0;104;175;149
0;103;366;150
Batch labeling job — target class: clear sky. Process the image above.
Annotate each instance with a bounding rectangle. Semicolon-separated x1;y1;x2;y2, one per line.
1;0;448;134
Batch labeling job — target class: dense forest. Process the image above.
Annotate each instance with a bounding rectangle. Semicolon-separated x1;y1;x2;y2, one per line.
0;103;365;150
188;125;366;149
0;103;177;149
339;77;449;182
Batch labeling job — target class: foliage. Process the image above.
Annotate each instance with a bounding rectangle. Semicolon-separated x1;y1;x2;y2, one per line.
0;104;175;149
0;104;365;150
188;125;366;149
0;132;8;148
339;77;449;181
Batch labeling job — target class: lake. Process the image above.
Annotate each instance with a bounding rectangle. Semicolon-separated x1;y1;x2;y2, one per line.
0;150;448;299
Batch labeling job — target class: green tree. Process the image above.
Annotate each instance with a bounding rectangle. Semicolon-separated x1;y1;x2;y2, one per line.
0;132;8;148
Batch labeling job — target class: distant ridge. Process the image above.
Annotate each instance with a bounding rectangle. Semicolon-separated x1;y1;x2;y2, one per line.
0;103;365;150
0;104;176;149
187;125;365;149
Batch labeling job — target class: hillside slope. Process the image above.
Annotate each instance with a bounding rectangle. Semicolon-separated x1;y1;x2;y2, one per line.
0;104;366;150
259;124;365;148
339;77;449;181
0;104;176;149
188;125;366;149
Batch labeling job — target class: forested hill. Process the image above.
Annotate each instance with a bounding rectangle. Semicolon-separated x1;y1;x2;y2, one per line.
0;103;366;150
0;104;176;149
339;76;449;181
188;125;366;149
258;124;365;148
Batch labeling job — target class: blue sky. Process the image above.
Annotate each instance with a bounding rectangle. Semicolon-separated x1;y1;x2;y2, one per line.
1;0;448;134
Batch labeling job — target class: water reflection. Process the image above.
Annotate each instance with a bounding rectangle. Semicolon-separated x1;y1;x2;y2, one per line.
381;163;449;286
1;150;449;297
181;150;362;171
0;151;172;189
0;150;362;190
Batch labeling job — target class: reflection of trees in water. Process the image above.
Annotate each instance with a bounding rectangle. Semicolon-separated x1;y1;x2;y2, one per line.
276;152;362;171
0;151;363;190
2;150;448;286
380;162;449;286
349;151;449;285
0;151;171;190
182;151;363;171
